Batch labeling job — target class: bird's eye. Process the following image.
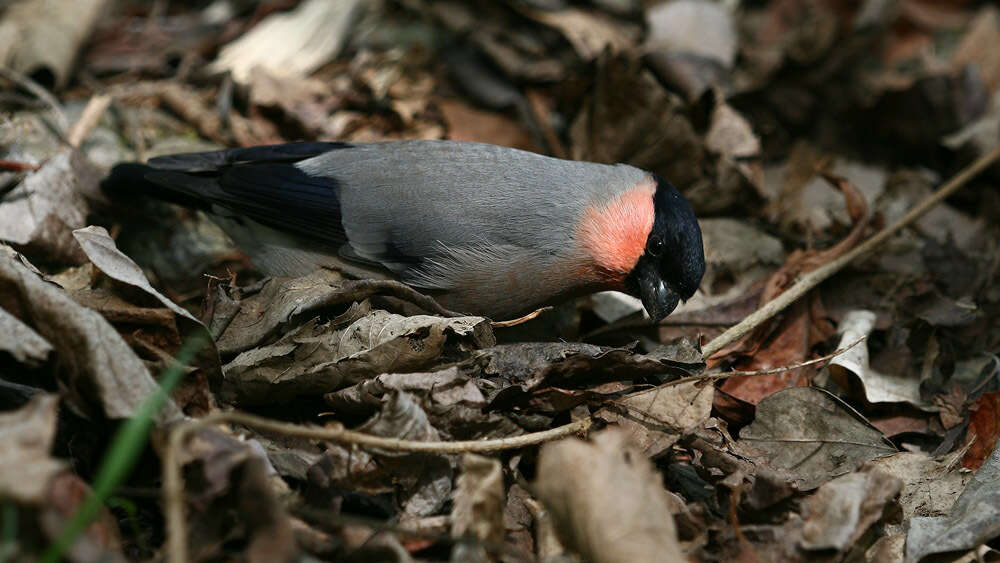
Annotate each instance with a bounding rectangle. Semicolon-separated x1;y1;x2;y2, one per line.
647;235;664;256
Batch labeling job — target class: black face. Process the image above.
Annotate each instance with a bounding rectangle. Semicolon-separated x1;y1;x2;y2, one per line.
624;176;705;322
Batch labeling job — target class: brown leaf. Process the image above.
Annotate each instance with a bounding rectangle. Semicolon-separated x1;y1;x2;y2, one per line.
906;444;1000;560
870;452;970;521
39;471;125;563
70;226;221;380
222;310;492;405
964;391;1000;470
798;467;902;552
535;428;685;563
0;306;52;367
307;392;453;519
451;454;505;562
0;394;65;504
0;150;100;265
178;427;297;562
474;342;702;413
596;380;714;458
738;387;897;490
0;248;182;422
570;53;704;189
525;8;639;61
439;99;538;152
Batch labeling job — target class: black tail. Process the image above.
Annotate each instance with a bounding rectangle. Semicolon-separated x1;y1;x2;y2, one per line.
101;141;351;244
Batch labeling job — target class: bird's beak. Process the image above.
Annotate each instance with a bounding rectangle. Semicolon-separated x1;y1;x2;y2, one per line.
630;257;680;323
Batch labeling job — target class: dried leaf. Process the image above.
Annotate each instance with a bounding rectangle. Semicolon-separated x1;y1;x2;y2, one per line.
222;310;492;405
798;467;902;551
308;393;453;519
0;306;52;367
178;427;296;561
451;454;504;562
964;391;1000;470
39;471;125;563
474;341;702;412
596;380;714;458
829;310;933;408
570;53;704;189
0;150;99;265
71;226;220;376
870;452;971;521
535;428;685;563
0;394;65;504
0;249;182;422
210;0;366;84
439;99;537;152
526;8;638;61
738;387;897;490
906;444;1000;560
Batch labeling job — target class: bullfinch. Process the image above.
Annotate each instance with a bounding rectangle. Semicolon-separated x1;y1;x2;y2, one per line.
103;141;705;321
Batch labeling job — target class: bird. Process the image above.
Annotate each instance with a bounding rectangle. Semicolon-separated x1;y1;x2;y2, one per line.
102;140;705;322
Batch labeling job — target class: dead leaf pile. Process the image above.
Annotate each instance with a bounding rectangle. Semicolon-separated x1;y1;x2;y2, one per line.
0;0;999;561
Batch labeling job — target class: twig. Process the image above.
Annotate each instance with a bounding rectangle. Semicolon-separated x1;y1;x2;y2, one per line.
0;160;41;172
492;306;552;328
0;67;70;139
701;145;1000;359
336;279;467;318
67;94;112;148
662;335;867;389
164;411;592;563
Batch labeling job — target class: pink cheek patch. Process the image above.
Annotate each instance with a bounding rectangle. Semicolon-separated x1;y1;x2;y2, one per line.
577;181;656;278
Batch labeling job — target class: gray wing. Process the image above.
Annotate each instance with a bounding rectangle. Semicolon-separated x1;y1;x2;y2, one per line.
296;141;650;288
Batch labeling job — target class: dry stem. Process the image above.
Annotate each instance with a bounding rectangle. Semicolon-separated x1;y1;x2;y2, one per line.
701;145;1000;359
164;412;592;563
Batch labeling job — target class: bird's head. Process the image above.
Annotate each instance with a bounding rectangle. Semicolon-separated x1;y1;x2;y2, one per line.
578;174;705;322
624;177;705;322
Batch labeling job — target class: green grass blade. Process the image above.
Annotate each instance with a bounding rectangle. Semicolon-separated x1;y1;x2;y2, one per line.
41;335;206;563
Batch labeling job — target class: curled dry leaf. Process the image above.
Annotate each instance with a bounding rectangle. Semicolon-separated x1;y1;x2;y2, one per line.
71;226;221;377
0;394;65;504
210;0;366;84
906;444;1000;561
829;310;933;409
451;454;505;562
535;428;685;563
0;249;182;422
738;387;897;490
964;391;1000;470
212;269;483;356
0;150;100;265
798;467;902;552
222;310;493;405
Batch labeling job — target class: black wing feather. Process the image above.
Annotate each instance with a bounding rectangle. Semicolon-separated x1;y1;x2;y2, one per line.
103;142;351;246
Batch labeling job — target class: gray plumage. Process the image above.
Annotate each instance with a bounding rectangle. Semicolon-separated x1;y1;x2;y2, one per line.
105;140;658;319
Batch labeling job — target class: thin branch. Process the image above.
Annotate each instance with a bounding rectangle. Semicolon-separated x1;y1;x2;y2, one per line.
164;411;592;563
0;67;70;137
492;306;552;327
701;145;1000;359
336;279;467;317
67;94;111;148
663;335;867;389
